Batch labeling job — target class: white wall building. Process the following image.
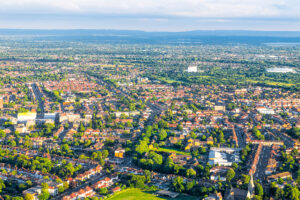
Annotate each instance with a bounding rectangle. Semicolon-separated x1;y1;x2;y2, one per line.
17;112;37;122
187;66;197;73
256;107;275;115
44;113;57;120
267;67;296;73
208;148;241;166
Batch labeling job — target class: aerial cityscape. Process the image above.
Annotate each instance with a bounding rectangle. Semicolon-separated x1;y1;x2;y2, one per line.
0;1;299;200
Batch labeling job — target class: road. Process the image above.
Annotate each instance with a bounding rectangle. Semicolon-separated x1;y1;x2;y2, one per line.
234;125;246;148
254;146;271;182
87;72;167;127
268;128;294;148
31;82;45;118
58;127;70;140
146;102;165;126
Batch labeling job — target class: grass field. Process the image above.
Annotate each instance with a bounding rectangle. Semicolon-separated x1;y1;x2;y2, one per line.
151;75;183;84
153;147;191;155
107;189;163;200
107;189;198;200
152;74;299;90
245;79;296;87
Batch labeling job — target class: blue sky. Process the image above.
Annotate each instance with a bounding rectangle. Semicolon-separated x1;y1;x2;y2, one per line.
0;0;299;31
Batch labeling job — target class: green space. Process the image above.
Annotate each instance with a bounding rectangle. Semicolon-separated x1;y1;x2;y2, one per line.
245;79;297;87
153;147;191;156
107;189;197;200
150;67;300;90
150;75;183;84
107;189;162;200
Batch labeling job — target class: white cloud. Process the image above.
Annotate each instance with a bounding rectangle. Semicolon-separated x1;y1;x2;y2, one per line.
0;0;299;18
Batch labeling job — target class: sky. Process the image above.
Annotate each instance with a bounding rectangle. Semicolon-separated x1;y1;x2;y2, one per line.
0;0;300;31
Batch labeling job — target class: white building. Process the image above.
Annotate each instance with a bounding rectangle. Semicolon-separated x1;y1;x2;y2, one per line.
44;113;57;120
208;148;241;166
256;107;275;115
59;113;81;122
115;111;140;118
17;112;37;122
187;66;197;73
267;67;296;73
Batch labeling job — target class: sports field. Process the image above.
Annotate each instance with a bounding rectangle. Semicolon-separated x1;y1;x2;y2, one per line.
107;189;198;200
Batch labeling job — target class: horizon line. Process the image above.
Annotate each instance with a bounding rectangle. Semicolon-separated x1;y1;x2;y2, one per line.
0;28;300;33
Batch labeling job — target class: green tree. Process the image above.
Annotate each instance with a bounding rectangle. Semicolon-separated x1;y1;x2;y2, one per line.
91;152;98;160
219;130;225;144
284;184;300;200
0;179;5;193
190;132;197;139
149;151;163;165
241;174;250;185
79;122;85;132
63;182;69;190
172;177;184;192
0;129;6;138
99;187;108;195
255;182;264;196
38;189;50;200
158;129;167;141
186;181;195;191
102;150;109;158
186;168;197;178
226;169;235;182
58;186;64;193
135;140;149;155
275;188;285;199
24;193;34;200
144;170;151;183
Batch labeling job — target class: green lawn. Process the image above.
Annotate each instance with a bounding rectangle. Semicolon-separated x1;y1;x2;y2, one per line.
151;75;183;84
154;147;191;156
107;189;163;200
154;74;299;90
245;79;296;87
107;189;198;200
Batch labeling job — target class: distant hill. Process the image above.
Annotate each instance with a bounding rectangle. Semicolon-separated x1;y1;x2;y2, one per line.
0;29;300;45
0;29;300;37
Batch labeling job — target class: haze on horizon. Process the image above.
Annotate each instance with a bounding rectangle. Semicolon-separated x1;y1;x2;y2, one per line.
0;0;300;31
